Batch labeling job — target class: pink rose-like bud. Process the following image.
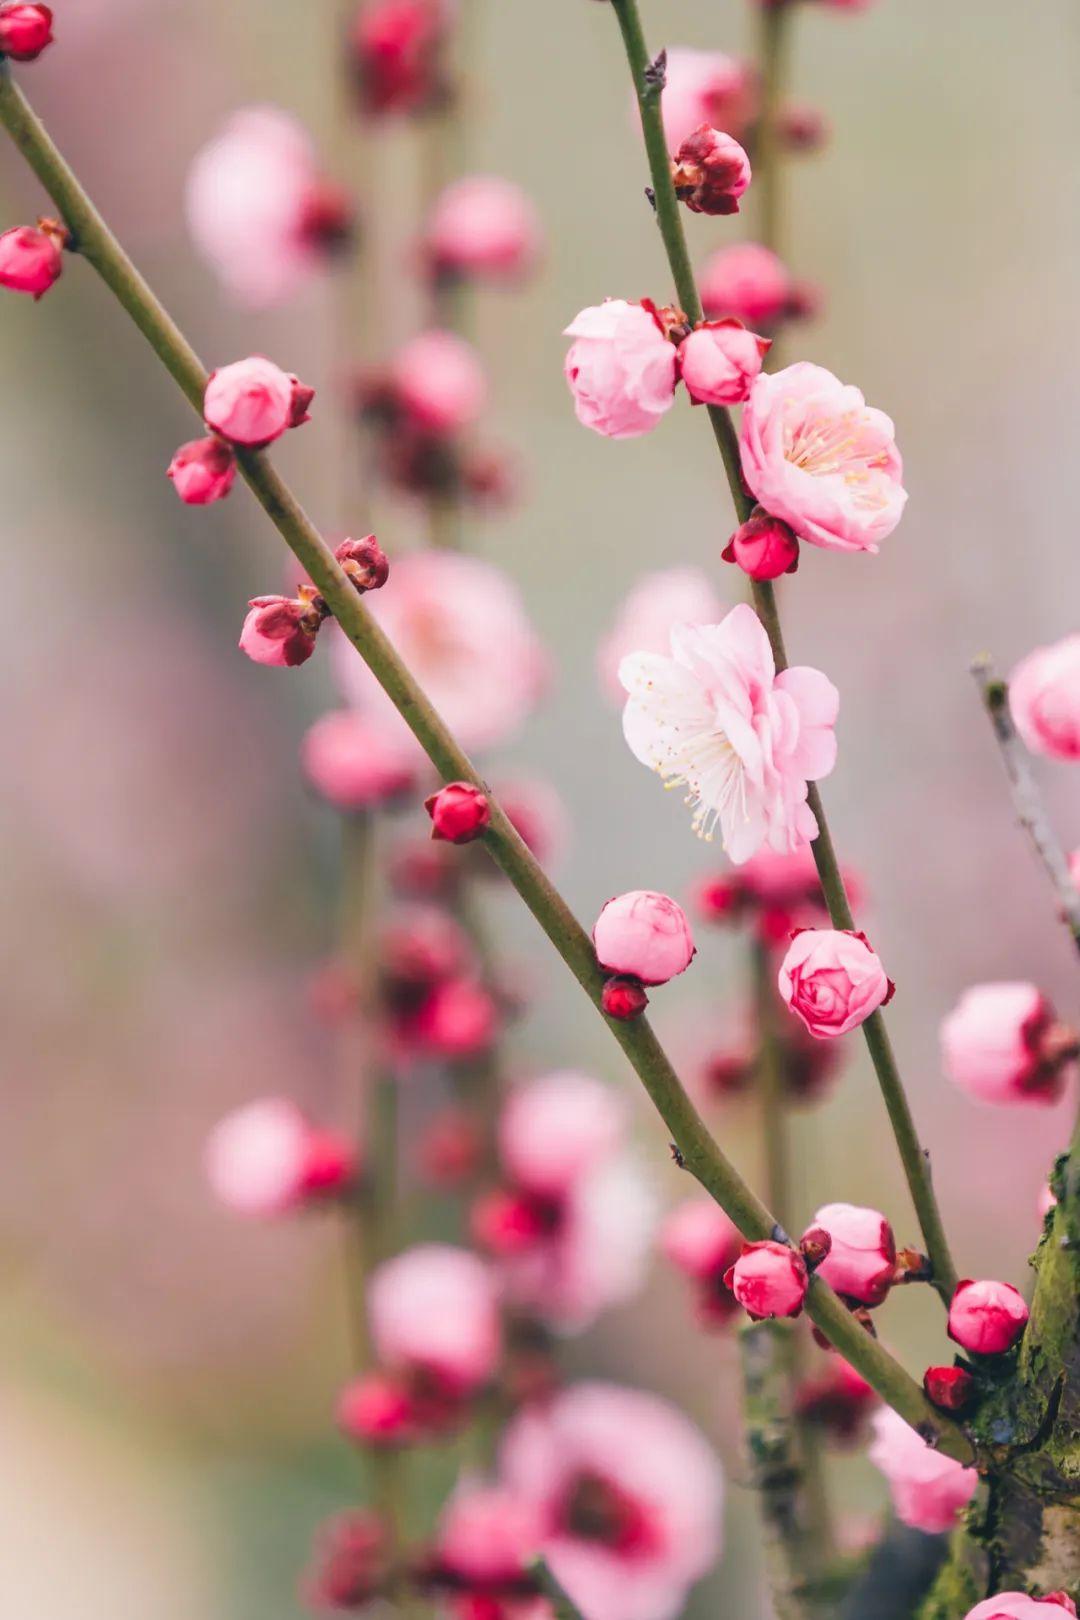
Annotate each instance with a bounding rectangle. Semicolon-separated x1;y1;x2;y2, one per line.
335;534;390;593
948;1278;1029;1356
0;2;52;59
167;435;237;505
564;299;678;440
923;1366;975;1412
868;1407;977;1534
0;218;65;298
778;929;893;1040
204;1098;356;1217
1009;635;1080;761
240;592;323;667
700;242;792;326
389;329;487;437
302;1511;391;1613
593;890;695;986
724;1239;808;1319
337;1372;417;1447
302;711;418;811
941;982;1078;1107
671;125;752;216
723;511;800;580
810;1202;896;1306
424;175;541;283
678;319;770;407
425;782;491;844
964;1597;1078;1620
203;356;314;448
601;975;650;1020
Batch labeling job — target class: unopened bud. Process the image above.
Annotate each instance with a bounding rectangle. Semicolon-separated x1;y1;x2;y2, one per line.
425;782;491;844
671;124;752;216
0;216;66;299
723;510;800;581
922;1365;975;1412
240;589;325;668
601;975;649;1021
167;435;236;505
335;533;390;592
798;1226;833;1271
0;3;53;61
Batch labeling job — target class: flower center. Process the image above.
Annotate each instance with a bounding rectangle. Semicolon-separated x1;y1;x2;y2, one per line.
558;1470;654;1555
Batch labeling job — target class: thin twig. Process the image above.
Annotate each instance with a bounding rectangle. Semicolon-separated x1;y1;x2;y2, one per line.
528;1557;587;1620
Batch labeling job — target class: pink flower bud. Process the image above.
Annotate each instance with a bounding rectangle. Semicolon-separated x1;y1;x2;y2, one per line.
964;1597;1078;1620
0;2;52;59
471;1187;549;1257
671;125;752;216
369;1244;501;1397
947;1278;1029;1356
693;872;748;924
349;0;451;118
593;890;695;986
203;356;314;447
661;1198;741;1282
723;1239;808;1319
922;1365;975;1412
407;977;499;1059
0;217;65;298
564;299;678;439
167;435;236;505
1009;635;1080;761
659;46;756;150
778;928;893;1039
240;592;323;667
337;1372;417;1446
941;982;1077;1107
334;533;390;592
389;329;487;437
601;975;649;1020
700;242;792;326
427;1482;541;1604
678;319;770;407
423;175;541;283
302;711;418;810
868;1407;977;1534
810;1202;896;1306
723;511;800;580
204;1098;356;1217
795;1357;876;1443
380;905;473;993
425;782;490;844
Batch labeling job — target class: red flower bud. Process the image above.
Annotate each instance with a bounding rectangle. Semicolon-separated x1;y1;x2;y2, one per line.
425;782;490;844
337;1372;417;1447
724;1239;808;1320
296;179;356;257
922;1365;975;1412
471;1187;549;1257
167;435;236;505
334;533;390;593
723;511;800;581
301;1511;391;1612
601;975;650;1021
798;1225;833;1270
0;216;65;298
0;3;53;61
671;124;752;216
240;591;325;667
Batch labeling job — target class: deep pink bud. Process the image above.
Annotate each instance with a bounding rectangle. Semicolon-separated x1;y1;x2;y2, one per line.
724;1239;808;1319
923;1365;975;1412
671;124;752;216
810;1202;897;1306
301;1511;391;1612
0;217;65;298
380;906;473;992
661;1198;741;1282
240;592;323;667
425;782;491;844
302;711;417;811
593;890;695;986
334;533;390;592
947;1278;1029;1356
0;3;53;60
471;1187;549;1257
349;0;450;118
203;356;314;447
296;179;356;258
423;175;542;284
678;318;771;407
167;435;236;505
941;982;1078;1107
723;511;800;580
700;242;792;326
601;975;650;1020
693;871;748;924
389;329;487;436
409;977;499;1058
204;1098;356;1217
337;1372;417;1446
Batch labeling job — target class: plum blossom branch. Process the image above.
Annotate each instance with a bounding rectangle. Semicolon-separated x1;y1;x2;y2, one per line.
528;1556;588;1620
606;0;959;1308
0;61;973;1463
971;656;1080;954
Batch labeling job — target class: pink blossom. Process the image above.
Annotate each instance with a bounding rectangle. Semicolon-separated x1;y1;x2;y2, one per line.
678;319;769;406
868;1407;977;1534
405;977;500;1059
501;1072;625;1197
423;175;541;283
941;982;1076;1107
0;220;64;298
500;1382;723;1620
333;550;548;754
204;356;313;448
1009;635;1080;760
240;593;322;667
671;127;752;217
659;47;755;151
699;243;791;326
597;568;722;704
204;1098;355;1217
620;605;838;861
724;1240;808;1319
964;1597;1078;1620
302;710;419;810
369;1244;500;1396
811;1202;896;1306
0;3;53;60
948;1278;1029;1356
593;891;695;986
564;300;678;440
389;329;488;436
778;929;892;1039
430;1481;545;1616
167;436;236;505
337;1372;417;1446
739;362;907;554
186;108;352;307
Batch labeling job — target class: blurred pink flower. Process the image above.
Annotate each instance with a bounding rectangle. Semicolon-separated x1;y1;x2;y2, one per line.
389;329;488;436
204;1098;356;1217
597;568;722;704
740;362;907;554
370;1244;501;1396
660;1198;742;1328
302;709;421;811
500;1382;723;1620
429;1480;546;1619
620;605;838;860
941;982;1076;1107
699;243;791;326
564;300;678;440
1009;635;1080;761
423;175;542;283
868;1407;977;1533
658;47;755;150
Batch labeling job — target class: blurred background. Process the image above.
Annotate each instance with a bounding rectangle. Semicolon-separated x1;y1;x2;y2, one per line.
2;0;1080;1614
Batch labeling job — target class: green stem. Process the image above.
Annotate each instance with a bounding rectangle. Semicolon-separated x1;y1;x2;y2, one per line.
528;1557;587;1620
0;61;972;1462
754;942;793;1230
756;0;793;277
607;0;958;1307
